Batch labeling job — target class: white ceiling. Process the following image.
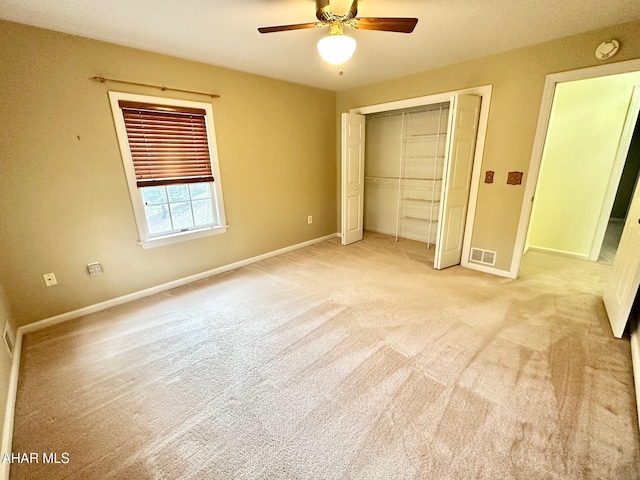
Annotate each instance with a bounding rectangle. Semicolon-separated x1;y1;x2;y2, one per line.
1;0;639;91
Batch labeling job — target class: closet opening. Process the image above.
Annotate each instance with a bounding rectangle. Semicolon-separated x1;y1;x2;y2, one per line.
364;102;450;249
341;85;492;273
342;88;490;271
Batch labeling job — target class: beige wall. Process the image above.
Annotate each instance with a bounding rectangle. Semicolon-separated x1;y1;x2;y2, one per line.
0;20;337;327
3;20;640;327
527;72;640;257
337;20;640;272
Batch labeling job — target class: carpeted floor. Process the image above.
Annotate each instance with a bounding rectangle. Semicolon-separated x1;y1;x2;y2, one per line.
10;233;640;479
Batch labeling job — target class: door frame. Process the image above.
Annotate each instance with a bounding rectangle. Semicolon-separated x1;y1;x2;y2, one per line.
346;84;493;274
512;58;640;276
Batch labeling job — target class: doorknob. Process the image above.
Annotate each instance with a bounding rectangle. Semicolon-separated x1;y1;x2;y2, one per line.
353;186;357;190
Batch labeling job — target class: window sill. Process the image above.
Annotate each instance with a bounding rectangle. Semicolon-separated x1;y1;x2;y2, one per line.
139;225;228;249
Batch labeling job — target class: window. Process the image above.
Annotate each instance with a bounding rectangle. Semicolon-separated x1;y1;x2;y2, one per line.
109;92;227;248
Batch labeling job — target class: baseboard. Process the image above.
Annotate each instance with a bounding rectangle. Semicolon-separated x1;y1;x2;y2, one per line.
525;245;590;260
462;261;516;279
21;233;339;335
631;319;640;434
0;329;23;480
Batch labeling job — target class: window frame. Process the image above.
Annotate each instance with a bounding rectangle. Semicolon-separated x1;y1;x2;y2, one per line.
109;91;227;249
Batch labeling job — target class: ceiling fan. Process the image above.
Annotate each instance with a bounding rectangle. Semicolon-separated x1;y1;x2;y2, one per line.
258;0;418;65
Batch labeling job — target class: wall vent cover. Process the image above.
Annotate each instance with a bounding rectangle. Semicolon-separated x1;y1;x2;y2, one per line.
3;323;13;357
470;247;497;267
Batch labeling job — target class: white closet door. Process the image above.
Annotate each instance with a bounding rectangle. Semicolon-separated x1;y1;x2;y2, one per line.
434;94;481;269
603;179;640;338
341;113;366;245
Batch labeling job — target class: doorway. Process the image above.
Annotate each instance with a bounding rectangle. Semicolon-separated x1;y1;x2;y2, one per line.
513;58;640;277
524;72;640;263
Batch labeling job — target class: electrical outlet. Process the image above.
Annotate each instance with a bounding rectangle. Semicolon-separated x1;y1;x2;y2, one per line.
308;215;313;224
43;272;57;287
87;262;102;276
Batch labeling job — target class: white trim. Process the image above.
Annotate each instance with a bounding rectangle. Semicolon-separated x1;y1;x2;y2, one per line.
351;91;456;116
139;225;229;249
526;245;590;260
514;74;557;278
349;85;493;273
1;328;23;480
589;86;640;261
513;58;640;278
108;91;227;247
465;261;516;279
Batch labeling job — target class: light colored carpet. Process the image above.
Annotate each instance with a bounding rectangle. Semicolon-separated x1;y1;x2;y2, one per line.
10;233;640;479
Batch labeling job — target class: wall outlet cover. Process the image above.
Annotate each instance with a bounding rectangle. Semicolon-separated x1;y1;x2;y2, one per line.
87;262;103;276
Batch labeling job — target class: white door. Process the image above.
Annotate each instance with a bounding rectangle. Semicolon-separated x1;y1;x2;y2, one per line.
603;179;640;338
434;94;481;269
341;113;366;245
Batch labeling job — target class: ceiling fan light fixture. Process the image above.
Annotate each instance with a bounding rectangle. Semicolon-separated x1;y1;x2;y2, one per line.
317;22;356;65
317;34;356;65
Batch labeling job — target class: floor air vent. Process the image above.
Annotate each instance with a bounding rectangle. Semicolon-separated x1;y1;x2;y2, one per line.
470;247;497;267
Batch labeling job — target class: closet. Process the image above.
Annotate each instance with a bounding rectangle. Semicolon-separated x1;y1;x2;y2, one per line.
341;93;482;269
364;102;450;247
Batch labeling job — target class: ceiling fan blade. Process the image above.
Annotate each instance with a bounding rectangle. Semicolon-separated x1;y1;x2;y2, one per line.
258;23;320;34
354;17;418;33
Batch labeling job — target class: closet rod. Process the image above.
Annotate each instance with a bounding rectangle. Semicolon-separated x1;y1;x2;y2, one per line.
89;76;220;99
